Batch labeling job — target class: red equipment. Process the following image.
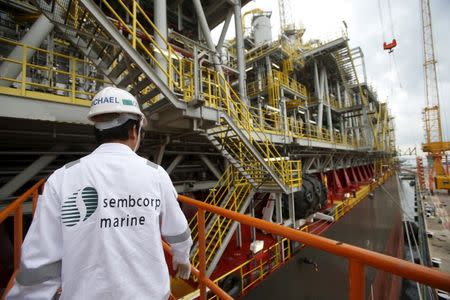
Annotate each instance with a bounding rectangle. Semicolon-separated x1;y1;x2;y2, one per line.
383;39;397;53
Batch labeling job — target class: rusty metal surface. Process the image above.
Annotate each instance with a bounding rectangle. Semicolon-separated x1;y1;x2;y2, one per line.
244;176;403;300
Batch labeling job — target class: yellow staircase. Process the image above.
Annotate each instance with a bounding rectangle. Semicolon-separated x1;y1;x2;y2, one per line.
188;166;255;274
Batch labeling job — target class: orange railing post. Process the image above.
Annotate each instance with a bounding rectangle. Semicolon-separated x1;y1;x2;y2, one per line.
198;208;207;300
349;258;364;300
32;189;38;216
13;205;23;270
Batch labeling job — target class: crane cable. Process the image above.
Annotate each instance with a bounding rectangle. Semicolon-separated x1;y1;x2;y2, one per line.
377;0;403;90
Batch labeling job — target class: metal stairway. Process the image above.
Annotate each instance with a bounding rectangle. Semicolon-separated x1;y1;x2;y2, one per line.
188;166;255;275
33;0;185;114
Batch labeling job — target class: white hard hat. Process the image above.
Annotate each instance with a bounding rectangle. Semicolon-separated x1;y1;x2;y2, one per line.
88;86;147;128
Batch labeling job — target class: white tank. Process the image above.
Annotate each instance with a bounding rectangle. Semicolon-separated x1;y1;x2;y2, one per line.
252;14;272;46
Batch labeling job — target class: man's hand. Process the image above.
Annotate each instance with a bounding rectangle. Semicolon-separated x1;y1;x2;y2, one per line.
173;259;191;280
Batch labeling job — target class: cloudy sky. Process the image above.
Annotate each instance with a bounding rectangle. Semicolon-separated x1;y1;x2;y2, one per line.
213;0;450;153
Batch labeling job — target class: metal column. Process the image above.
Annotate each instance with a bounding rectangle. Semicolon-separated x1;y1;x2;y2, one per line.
154;0;168;84
314;61;324;132
0;150;61;199
233;0;248;105
199;155;222;179
324;68;334;141
166;155;184;175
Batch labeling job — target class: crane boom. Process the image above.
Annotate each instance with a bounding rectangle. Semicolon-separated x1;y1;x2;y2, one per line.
421;0;443;145
420;0;450;191
278;0;294;33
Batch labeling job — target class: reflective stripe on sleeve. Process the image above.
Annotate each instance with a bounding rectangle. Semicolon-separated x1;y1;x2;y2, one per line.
16;260;62;286
163;228;191;244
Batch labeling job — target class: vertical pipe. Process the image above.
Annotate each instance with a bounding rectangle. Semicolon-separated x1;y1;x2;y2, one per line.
236;223;243;248
258;96;264;127
289;192;296;227
198;208;206;300
177;2;183;31
233;0;248;105
275;193;283;224
316;63;324;132
348;258;365;300
337;83;342;108
250;201;256;241
324;69;333;141
265;56;272;75
281;89;288;133
154;0;168;84
193;46;199;100
14;206;23;270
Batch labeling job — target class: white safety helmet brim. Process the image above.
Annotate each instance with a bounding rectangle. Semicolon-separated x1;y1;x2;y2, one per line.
88;86;147;127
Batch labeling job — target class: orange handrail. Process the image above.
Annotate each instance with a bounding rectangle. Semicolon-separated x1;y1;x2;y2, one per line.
177;195;450;299
3;181;450;300
0;180;230;300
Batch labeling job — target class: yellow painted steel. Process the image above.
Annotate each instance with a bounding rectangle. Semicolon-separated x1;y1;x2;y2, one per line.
188;166;255;270
0;37;110;106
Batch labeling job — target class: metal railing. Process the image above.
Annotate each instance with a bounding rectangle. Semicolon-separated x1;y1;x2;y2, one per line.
2;174;450;300
0;37;110;106
178;194;450;300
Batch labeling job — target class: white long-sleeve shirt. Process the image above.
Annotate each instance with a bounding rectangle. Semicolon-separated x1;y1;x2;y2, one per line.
7;143;192;300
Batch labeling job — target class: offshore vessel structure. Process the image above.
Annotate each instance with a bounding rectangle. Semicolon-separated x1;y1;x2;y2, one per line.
0;0;448;299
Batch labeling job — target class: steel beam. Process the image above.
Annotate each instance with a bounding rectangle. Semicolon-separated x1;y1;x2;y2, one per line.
174;180;216;193
155;0;168;84
80;0;183;109
191;0;224;75
199;155;222;179
166;155;184;175
0;145;65;199
0;15;54;86
217;9;233;50
324;68;334;141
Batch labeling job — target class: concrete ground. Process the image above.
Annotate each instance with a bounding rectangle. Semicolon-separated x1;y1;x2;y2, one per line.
424;190;450;274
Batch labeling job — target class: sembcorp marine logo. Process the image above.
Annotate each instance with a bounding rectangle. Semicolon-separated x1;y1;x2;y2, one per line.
62;187;98;227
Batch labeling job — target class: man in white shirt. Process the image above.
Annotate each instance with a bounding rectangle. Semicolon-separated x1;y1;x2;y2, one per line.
7;87;192;299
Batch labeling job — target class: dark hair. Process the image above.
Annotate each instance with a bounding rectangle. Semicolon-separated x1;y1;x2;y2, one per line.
94;119;139;144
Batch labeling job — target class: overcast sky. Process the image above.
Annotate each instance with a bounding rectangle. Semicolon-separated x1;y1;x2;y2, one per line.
213;0;450;152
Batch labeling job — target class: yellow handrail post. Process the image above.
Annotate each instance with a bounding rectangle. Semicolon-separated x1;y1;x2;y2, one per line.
13;205;23;270
32;190;38;216
198;208;206;300
21;45;27;95
71;57;76;102
132;0;137;49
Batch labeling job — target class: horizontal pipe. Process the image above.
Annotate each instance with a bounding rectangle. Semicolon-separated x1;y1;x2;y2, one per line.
177;194;450;292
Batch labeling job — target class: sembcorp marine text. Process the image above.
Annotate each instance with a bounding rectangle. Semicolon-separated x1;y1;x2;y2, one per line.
100;195;160;228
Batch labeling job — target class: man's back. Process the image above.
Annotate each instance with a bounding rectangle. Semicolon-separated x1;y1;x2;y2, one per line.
7;143;192;300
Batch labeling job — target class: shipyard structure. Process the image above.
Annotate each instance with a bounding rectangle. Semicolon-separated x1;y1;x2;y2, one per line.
0;0;406;298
